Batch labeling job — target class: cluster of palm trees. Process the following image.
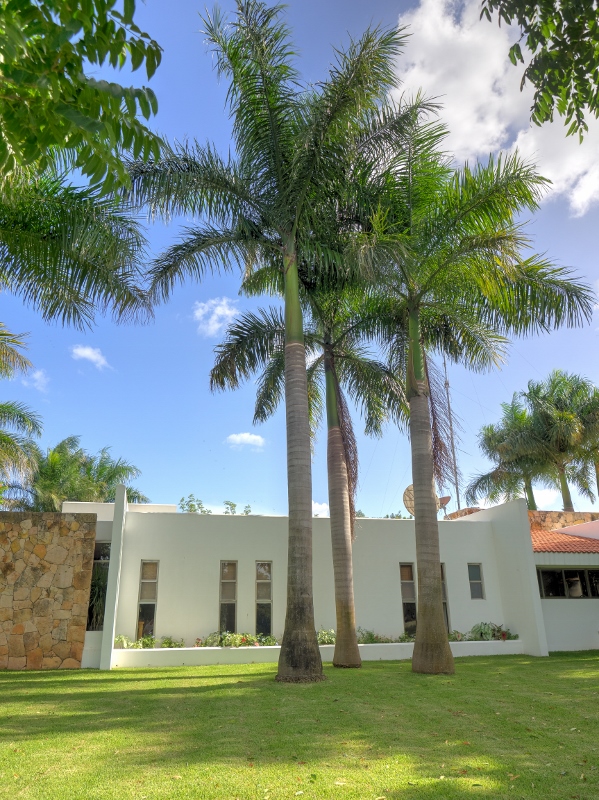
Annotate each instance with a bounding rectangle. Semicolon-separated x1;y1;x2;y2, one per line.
467;370;599;513
1;1;594;680
120;1;592;679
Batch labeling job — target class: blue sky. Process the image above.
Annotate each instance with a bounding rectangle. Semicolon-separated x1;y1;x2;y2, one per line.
5;0;599;515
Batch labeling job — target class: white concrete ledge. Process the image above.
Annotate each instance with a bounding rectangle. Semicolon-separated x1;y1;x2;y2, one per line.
109;639;525;668
81;631;103;669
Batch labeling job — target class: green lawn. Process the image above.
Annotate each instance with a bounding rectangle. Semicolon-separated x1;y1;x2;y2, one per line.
1;653;598;799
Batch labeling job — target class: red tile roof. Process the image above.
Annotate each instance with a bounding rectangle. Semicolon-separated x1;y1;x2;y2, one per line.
531;529;599;554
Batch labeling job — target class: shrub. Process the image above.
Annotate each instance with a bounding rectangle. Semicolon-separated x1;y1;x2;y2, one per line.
316;628;336;644
356;628;394;644
113;634;157;649
195;631;278;647
468;622;518;641
161;636;186;648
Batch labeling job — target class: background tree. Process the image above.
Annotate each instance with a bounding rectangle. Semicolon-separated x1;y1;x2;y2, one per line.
5;435;148;511
210;289;407;667
522;370;598;511
482;0;599;138
0;0;161;188
466;396;555;510
363;120;593;673
0;325;41;489
126;0;410;682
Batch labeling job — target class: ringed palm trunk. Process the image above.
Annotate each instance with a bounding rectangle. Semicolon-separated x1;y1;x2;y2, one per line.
524;476;537;511
594;461;599;499
557;466;574;512
408;310;455;675
324;350;361;668
277;245;324;682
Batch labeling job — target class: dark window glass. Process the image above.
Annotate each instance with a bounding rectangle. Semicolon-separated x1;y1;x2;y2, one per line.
256;603;272;636
588;570;599;598
403;602;417;635
220;603;236;632
137;603;155;638
94;543;111;561
541;570;566;597
440;564;450;630
564;570;589;598
468;564;481;582
537;570;543;596
470;582;484;599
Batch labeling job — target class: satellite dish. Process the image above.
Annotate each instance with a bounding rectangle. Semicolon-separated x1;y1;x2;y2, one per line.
403;485;415;516
403;484;443;516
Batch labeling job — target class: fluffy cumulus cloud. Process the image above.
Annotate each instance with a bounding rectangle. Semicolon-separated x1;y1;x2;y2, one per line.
193;297;238;337
225;432;265;450
71;345;110;370
22;369;49;393
396;0;599;215
312;501;330;517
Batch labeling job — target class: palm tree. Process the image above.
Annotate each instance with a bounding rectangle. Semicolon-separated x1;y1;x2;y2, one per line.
522;370;598;511
125;0;413;681
0;168;150;328
5;436;148;511
466;396;555;510
363;127;593;673
210;288;407;667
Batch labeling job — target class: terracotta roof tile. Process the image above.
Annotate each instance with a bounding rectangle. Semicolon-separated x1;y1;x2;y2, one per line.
531;529;599;553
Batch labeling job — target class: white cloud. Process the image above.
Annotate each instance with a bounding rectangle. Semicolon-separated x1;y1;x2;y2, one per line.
225;432;265;450
71;345;110;370
193;297;238;337
396;0;599;215
312;501;330;517
22;369;49;393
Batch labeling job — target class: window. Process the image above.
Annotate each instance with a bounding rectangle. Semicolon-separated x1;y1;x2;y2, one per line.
399;563;417;635
86;543;111;632
220;561;237;632
537;568;599;599
137;561;158;639
468;564;485;599
256;562;272;636
441;563;450;632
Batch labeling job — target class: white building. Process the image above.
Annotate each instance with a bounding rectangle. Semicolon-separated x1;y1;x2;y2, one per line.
69;488;599;670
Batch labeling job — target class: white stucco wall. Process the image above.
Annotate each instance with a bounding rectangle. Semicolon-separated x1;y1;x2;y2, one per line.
541;601;599;651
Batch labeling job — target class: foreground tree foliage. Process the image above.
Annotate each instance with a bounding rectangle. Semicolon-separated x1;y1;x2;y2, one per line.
361;119;593;674
211;288;407;667
0;0;161;188
0;168;150;327
4;435;148;511
126;0;416;682
482;0;599;137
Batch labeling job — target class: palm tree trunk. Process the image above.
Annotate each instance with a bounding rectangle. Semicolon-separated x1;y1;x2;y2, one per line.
324;351;361;668
277;246;324;682
595;461;599;499
558;467;574;512
524;476;537;510
408;309;454;675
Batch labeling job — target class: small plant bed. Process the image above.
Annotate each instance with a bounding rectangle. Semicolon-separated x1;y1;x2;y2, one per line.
1;653;597;799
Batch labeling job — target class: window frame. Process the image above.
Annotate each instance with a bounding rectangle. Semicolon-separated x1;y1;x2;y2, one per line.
137;560;159;639
255;561;273;636
219;560;238;632
399;562;417;636
467;563;485;600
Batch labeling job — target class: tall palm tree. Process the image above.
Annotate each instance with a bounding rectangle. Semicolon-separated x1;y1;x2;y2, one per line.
363;127;593;673
5;436;148;511
125;0;414;681
522;370;598;511
210;288;407;667
466;396;556;510
0;168;150;328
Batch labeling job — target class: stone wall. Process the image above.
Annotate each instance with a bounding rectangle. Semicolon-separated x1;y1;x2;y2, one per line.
528;510;599;532
0;513;96;669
